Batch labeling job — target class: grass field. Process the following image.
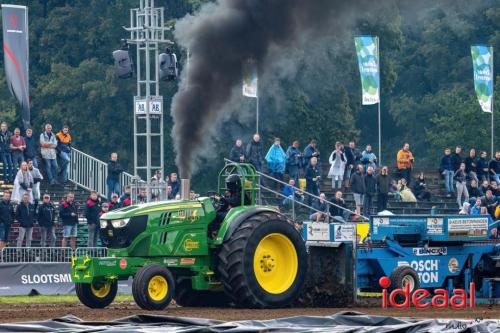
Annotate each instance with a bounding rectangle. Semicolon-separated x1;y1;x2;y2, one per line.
0;294;133;304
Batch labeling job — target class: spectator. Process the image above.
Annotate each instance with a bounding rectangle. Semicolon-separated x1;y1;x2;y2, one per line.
489;151;500;184
454;162;469;208
480;180;491;196
328;142;347;191
85;191;101;247
363;166;376;217
100;202;110;217
464;148;478;183
151;170;166;200
439;148;454;197
286;140;302;184
59;192;78;249
0;122;14;184
397;143;414;185
282;179;304;207
343;141;359;190
16;193;35;247
106;152;123;200
477;151;489;182
309;193;328;222
37;194;56;247
483;190;498;217
459;202;471;215
23;128;37;168
390;179;401;201
120;186;132;207
413;173;431;201
468;179;482;204
451;146;462;174
9;127;26;172
27;159;43;210
305;157;321;205
360;144;377;172
168;173;180;198
265;137;286;189
137;188;148;204
0;191;15;249
229;139;245;163
56;126;72;183
109;193;120;210
471;197;482;215
376;166;390;212
12;161;33;204
166;185;174;200
398;178;417;202
39;124;58;185
350;164;365;216
303;139;320;168
330;190;347;220
491;181;500;197
246;133;263;172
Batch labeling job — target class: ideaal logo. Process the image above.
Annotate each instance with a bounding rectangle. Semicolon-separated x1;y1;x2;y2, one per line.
379;276;475;309
183;239;200;252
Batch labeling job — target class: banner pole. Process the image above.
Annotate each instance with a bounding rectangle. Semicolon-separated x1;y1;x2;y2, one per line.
492;47;495;159
378;101;382;166
256;95;259;135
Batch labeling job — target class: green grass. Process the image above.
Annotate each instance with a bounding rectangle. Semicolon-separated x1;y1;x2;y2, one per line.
0;294;133;304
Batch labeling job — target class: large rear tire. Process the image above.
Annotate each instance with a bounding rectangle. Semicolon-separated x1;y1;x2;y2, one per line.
217;213;307;308
132;264;175;310
75;280;118;309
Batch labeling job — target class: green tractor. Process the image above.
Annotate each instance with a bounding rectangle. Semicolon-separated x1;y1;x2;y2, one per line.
72;163;308;310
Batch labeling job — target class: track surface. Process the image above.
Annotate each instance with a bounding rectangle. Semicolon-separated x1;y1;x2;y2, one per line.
0;302;499;323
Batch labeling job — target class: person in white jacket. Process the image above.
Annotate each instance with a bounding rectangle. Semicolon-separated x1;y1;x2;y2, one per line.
12;161;34;204
328;142;347;191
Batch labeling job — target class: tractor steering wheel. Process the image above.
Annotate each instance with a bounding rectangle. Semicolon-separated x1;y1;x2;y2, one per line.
206;191;225;211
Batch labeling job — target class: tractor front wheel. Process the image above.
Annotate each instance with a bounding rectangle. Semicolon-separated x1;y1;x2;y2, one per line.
132;264;175;310
75;280;118;308
217;213;307;308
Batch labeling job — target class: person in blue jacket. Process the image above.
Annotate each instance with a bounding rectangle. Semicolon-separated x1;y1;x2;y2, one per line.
265;137;286;191
286;140;302;184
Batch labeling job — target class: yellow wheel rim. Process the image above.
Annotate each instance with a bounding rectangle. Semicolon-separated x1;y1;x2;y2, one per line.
253;233;298;294
148;275;169;301
91;283;111;298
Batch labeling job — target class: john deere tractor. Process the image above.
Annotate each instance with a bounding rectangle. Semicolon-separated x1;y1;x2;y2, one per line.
72;163;307;310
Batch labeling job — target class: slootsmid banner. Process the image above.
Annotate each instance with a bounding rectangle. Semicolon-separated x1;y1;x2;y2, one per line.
1;4;30;127
471;45;493;113
242;60;258;98
354;35;380;105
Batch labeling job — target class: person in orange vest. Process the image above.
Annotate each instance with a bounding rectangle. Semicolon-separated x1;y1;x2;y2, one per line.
56;126;72;183
397;143;414;186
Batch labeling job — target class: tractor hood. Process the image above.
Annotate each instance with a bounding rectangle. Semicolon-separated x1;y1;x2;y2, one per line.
101;198;209;220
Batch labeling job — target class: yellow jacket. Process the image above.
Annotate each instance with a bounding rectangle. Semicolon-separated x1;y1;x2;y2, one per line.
397;149;414;170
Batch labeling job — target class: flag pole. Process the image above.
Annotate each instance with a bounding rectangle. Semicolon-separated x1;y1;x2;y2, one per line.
377;36;382;166
492;47;495;159
256;94;259;135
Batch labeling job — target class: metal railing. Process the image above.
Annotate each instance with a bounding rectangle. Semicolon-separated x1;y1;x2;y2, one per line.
223;159;366;222
69;148;134;198
0;247;108;263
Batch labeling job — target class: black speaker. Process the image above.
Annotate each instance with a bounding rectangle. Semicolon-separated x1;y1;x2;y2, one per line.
112;49;133;79
159;50;178;81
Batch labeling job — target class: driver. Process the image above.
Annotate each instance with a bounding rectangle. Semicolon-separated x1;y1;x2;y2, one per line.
209;174;248;238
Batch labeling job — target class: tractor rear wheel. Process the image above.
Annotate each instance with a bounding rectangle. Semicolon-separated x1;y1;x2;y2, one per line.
132;264;175;310
217;213;307;308
174;277;230;307
75;280;118;309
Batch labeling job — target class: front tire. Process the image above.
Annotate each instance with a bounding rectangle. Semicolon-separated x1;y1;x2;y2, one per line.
75;280;118;308
217;213;307;308
132;264;174;310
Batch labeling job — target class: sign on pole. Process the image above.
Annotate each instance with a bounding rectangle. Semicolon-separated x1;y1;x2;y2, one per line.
134;96;163;115
471;45;494;113
354;36;380;105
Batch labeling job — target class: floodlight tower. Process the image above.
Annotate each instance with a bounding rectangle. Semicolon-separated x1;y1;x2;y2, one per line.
124;0;173;200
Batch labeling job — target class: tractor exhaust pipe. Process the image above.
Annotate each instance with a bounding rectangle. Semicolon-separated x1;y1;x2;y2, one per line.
181;179;190;200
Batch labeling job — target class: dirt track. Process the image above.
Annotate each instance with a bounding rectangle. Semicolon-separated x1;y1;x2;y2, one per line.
0;302;499;323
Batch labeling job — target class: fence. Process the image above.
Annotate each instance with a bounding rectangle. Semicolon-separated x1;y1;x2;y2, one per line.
0;247;108;264
69;148;134;198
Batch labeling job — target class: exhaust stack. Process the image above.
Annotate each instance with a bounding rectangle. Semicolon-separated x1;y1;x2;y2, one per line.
181;179;190;200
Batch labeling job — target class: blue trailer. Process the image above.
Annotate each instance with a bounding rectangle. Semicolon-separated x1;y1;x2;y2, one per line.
356;215;500;301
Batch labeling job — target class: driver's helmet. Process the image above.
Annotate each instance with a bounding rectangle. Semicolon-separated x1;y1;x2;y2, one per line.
226;174;242;193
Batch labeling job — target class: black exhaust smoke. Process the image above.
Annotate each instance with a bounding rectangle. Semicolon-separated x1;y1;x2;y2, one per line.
171;0;368;178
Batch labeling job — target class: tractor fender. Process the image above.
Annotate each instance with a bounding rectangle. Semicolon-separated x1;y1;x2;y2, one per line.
221;207;284;242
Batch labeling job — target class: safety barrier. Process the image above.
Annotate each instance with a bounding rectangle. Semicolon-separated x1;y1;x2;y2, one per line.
0;247;108;264
69;148;134;198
